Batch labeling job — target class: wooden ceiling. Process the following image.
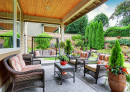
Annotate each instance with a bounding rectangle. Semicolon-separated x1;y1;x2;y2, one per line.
0;0;13;13
0;0;108;25
19;0;82;19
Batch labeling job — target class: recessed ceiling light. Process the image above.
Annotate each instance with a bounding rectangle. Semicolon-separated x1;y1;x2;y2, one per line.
46;7;50;9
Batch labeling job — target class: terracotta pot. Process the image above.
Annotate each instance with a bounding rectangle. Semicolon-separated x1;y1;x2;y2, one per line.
108;71;126;92
60;61;67;65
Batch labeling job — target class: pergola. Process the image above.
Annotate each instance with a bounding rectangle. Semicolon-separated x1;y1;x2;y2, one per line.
0;0;108;91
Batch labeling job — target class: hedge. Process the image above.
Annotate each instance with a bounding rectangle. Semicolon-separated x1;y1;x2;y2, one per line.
105;39;130;48
104;25;130;37
71;34;83;41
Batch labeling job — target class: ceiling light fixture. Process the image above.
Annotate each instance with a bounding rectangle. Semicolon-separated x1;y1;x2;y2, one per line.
46;7;50;9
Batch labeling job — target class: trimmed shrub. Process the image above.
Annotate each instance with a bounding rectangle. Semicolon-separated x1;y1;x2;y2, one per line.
60;41;65;48
34;32;52;49
104;25;130;37
65;39;73;54
83;46;86;51
71;34;83;41
74;39;84;47
105;39;130;47
0;31;20;48
109;40;124;68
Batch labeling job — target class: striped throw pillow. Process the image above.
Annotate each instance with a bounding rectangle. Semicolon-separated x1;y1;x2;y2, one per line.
16;54;26;68
9;56;22;71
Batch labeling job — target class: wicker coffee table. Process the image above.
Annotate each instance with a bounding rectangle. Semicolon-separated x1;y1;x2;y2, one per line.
54;63;75;85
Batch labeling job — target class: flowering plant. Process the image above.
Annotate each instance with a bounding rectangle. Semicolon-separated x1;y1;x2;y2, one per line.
105;40;129;75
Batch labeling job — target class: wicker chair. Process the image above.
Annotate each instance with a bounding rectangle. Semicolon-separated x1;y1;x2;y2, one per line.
84;53;107;84
69;52;91;72
3;54;45;92
22;54;41;65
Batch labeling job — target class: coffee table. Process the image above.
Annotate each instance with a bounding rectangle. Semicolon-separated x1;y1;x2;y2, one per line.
54;63;75;85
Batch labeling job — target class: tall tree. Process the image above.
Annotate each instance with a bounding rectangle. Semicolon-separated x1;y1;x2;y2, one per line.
88;22;93;48
95;21;104;49
110;0;130;26
93;13;109;27
65;15;88;35
92;21;98;49
85;26;89;40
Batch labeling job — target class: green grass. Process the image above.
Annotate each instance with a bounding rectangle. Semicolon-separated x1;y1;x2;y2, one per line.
124;63;130;74
44;57;60;60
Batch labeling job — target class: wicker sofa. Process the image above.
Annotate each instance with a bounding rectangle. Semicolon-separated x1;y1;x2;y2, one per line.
84;53;110;84
3;54;45;92
34;49;56;58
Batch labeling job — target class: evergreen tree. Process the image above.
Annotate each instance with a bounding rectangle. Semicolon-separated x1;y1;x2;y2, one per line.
96;21;104;49
109;40;124;68
65;15;88;35
93;21;98;49
88;23;93;47
85;26;89;40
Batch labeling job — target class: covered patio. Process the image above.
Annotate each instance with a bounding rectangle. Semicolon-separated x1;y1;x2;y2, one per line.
0;0;112;92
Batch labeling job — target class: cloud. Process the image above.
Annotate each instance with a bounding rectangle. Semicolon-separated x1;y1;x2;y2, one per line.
87;11;97;21
99;4;108;11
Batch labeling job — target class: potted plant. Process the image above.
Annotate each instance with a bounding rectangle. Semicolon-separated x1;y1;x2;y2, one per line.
58;55;69;66
105;40;129;92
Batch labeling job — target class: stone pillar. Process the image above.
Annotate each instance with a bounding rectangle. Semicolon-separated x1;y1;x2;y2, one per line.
59;26;60;33
24;22;28;54
61;23;64;42
42;24;44;33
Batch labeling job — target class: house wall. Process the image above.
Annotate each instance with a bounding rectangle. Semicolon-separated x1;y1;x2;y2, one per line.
0;0;25;92
27;22;43;36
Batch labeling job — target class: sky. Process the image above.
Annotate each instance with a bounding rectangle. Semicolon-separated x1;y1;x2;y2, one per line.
87;0;124;26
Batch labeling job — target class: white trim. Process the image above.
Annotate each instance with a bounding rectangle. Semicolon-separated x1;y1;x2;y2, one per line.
0;48;20;55
13;0;17;48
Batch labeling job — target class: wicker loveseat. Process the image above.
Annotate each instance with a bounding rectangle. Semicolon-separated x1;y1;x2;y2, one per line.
34;49;56;58
3;54;45;92
84;53;110;84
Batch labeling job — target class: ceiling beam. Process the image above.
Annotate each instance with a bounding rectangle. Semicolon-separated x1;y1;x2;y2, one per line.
24;15;62;24
62;0;94;23
66;0;108;24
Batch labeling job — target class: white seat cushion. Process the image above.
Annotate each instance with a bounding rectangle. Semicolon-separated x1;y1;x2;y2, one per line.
85;64;97;72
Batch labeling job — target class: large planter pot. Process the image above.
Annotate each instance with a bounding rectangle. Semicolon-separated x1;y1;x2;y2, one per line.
108;71;126;92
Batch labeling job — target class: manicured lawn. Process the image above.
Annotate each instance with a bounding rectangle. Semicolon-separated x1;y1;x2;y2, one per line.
124;63;130;74
44;57;59;60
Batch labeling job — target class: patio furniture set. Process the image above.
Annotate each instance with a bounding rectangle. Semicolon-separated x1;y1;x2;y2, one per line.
3;51;110;92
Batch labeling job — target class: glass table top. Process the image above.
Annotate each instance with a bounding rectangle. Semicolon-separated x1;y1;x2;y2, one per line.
55;63;73;68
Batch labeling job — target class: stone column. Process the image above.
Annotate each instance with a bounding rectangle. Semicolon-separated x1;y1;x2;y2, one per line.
24;22;28;54
61;23;64;42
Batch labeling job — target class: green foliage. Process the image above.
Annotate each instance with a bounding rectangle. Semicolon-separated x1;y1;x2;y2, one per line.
105;38;130;46
83;46;86;51
110;0;130;26
0;31;20;48
92;21;98;49
88;22;93;47
95;21;104;50
104;25;130;37
34;32;52;49
93;13;109;27
65;15;88;35
58;55;69;61
109;40;124;68
60;41;65;48
65;39;73;55
74;39;84;47
87;46;90;50
85;26;89;40
71;34;83;41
